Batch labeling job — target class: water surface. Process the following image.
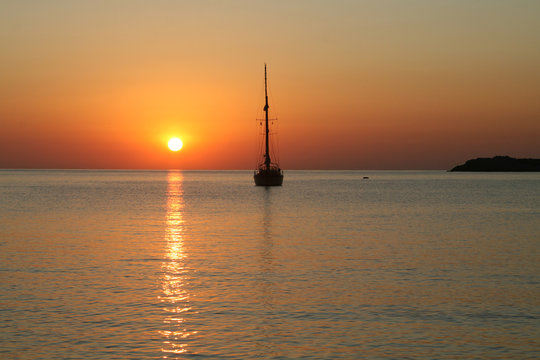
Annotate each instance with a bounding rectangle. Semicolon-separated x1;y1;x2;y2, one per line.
1;170;539;358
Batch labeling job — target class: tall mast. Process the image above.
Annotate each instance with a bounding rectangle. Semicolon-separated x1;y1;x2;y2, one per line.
264;64;271;169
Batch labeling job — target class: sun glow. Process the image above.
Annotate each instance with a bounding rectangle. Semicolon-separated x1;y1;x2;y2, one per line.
168;138;183;151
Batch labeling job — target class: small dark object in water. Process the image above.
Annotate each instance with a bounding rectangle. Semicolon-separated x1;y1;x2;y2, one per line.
363;176;369;179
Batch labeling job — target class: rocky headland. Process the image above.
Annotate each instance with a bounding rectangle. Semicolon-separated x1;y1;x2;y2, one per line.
450;156;540;172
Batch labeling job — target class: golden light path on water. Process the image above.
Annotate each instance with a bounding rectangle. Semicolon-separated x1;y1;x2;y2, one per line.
159;171;197;357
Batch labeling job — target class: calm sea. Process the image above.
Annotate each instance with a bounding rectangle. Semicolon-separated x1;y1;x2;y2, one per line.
1;170;539;359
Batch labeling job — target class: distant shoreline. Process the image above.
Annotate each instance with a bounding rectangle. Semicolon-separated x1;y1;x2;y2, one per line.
449;156;540;172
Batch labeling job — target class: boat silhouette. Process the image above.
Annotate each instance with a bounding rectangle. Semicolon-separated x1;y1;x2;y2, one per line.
254;64;284;186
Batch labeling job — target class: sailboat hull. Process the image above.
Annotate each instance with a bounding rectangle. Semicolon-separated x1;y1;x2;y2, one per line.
254;169;283;186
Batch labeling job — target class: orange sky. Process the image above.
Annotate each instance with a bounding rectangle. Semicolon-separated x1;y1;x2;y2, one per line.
1;1;539;169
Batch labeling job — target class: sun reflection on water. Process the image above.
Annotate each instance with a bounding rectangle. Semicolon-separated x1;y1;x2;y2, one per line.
159;171;197;357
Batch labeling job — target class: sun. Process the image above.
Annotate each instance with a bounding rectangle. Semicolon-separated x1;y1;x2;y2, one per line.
168;137;183;151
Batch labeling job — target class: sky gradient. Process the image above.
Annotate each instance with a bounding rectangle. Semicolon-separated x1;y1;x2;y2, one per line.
1;0;539;169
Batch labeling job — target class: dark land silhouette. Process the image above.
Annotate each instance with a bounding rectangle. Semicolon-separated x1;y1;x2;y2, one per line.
450;156;540;172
